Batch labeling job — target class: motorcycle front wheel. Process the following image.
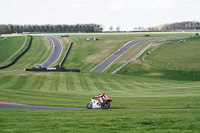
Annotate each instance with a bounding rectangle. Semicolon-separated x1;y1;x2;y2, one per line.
101;101;110;109
87;102;92;109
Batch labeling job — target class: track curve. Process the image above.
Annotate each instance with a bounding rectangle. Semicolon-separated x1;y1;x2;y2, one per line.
41;36;63;68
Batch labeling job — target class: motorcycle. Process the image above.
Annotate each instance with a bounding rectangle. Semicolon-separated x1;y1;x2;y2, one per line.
87;96;113;109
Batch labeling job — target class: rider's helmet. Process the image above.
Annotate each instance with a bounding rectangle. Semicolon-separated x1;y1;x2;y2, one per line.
99;92;104;97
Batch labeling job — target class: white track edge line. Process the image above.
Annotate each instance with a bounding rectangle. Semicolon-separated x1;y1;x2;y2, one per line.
101;41;143;72
41;36;55;67
90;41;132;72
48;36;63;67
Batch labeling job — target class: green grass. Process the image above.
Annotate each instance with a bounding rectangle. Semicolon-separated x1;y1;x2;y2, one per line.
0;109;200;133
0;71;200;109
63;32;190;72
58;32;194;72
0;36;26;66
0;36;53;70
64;33;142;71
144;37;200;69
1;32;200;133
117;36;200;81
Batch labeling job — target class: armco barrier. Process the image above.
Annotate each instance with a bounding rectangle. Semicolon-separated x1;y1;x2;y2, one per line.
25;67;80;72
60;42;73;67
0;35;33;69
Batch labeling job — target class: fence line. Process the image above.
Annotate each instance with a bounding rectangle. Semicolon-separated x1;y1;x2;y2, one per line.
143;60;200;71
142;36;199;71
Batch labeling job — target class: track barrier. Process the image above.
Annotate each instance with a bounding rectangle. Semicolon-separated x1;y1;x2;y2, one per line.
25;67;80;72
60;42;73;67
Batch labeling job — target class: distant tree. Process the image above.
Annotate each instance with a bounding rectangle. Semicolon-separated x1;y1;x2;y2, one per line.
109;26;113;32
94;27;102;32
0;24;102;33
0;25;5;35
116;26;120;32
0;27;3;35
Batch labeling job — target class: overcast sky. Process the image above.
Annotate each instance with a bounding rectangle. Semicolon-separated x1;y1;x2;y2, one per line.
0;0;199;31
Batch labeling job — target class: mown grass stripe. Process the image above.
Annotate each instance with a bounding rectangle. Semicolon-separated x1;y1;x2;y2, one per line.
11;76;28;90
32;75;46;91
0;76;13;89
57;73;67;92
84;74;99;91
21;74;38;90
39;74;52;92
91;76;104;91
118;80;137;91
66;74;74;91
79;74;90;91
51;73;59;92
3;76;22;90
108;79;130;91
96;78;114;91
72;74;83;91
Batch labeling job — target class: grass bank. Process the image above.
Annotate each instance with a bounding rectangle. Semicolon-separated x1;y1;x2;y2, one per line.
117;37;200;81
0;36;53;71
0;71;200;109
0;36;26;66
0;109;200;133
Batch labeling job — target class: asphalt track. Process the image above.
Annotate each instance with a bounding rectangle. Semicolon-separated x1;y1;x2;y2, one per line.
0;103;85;110
41;36;63;68
1;102;200;111
91;39;145;72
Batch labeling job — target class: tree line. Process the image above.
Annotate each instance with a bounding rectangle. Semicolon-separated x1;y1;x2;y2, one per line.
148;21;200;31
0;24;103;34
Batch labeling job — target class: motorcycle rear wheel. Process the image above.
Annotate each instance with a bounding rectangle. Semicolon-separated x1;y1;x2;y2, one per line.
87;102;92;109
101;101;110;109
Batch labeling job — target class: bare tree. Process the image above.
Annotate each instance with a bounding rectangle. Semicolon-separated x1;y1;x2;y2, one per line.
109;26;113;32
116;26;120;32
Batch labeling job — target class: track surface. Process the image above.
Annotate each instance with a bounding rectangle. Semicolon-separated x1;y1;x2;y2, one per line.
41;36;63;68
0;103;85;110
1;102;200;111
91;40;144;72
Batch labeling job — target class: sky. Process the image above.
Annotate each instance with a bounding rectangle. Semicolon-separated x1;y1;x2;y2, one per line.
0;0;199;31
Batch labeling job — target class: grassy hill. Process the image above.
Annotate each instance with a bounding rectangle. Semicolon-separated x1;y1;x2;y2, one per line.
0;32;200;133
0;35;26;66
117;36;200;81
0;32;199;108
61;32;193;72
0;35;53;70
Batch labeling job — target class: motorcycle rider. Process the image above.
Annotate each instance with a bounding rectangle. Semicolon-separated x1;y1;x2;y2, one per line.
99;92;107;103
